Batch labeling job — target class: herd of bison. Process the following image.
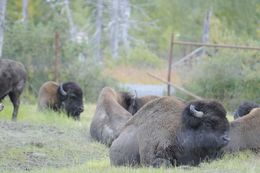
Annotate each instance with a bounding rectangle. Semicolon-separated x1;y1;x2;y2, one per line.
0;58;259;168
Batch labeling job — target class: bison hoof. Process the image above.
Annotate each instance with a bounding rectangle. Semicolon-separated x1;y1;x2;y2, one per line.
151;158;172;168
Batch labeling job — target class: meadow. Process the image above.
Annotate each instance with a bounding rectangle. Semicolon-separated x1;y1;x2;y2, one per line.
0;101;259;173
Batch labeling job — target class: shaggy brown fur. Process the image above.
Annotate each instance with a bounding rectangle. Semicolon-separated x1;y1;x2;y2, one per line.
90;87;159;146
0;59;27;120
110;97;230;167
38;81;60;111
224;108;260;152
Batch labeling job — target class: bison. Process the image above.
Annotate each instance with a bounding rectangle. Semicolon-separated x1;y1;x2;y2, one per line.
0;58;27;120
37;81;84;120
233;101;259;119
90;87;159;146
109;97;230;167
223;107;260;152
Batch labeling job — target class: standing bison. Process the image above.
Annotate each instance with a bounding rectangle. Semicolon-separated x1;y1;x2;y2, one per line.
223;107;260;152
37;81;84;120
110;97;230;167
90;87;159;146
233;101;259;119
0;58;27;120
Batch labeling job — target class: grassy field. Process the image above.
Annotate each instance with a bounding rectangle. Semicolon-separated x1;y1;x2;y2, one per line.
0;101;259;173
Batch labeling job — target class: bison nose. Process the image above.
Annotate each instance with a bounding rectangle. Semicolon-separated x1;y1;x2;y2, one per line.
79;106;84;113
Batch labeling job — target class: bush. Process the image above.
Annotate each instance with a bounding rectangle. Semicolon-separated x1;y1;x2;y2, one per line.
179;50;259;110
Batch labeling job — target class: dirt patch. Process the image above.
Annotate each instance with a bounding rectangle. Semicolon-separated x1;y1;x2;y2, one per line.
0;120;108;172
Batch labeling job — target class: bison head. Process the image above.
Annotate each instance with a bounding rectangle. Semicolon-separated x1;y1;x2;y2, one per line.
57;82;84;120
233;101;259;119
180;101;230;163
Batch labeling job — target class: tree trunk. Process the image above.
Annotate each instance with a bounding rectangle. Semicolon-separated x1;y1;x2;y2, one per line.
202;9;212;44
94;0;104;63
110;0;119;59
119;0;130;52
0;0;7;58
64;0;77;41
22;0;29;23
200;9;212;56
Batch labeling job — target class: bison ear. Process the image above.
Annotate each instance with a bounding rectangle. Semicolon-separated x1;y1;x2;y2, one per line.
59;83;67;96
189;104;204;118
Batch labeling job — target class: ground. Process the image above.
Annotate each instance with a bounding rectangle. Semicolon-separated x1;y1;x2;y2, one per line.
0;102;259;173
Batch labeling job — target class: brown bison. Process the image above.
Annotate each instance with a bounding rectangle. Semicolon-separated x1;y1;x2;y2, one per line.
37;81;84;120
90;87;159;146
233;101;259;119
109;97;230;167
223;107;260;152
0;58;27;120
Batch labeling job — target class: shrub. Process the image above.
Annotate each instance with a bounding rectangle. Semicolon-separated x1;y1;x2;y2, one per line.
179;50;259;110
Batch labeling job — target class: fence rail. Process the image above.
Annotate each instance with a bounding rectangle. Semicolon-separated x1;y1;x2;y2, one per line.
173;41;260;50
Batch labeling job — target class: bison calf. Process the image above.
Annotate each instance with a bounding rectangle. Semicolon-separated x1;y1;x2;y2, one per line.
0;58;27;120
37;81;84;120
90;87;159;146
224;107;260;152
110;97;230;167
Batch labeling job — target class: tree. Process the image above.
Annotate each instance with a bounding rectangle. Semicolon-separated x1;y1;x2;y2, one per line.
94;0;104;63
0;0;7;57
22;0;29;23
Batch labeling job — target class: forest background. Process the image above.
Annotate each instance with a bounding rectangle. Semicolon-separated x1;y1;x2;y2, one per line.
0;0;259;110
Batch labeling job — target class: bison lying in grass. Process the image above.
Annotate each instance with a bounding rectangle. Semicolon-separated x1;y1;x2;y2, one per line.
233;101;259;119
224;107;260;152
0;58;27;120
90;87;159;146
37;81;84;120
110;97;230;167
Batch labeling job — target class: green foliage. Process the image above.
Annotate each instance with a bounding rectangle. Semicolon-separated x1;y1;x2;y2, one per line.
60;59;118;103
181;50;260;110
3;21;117;103
117;46;164;68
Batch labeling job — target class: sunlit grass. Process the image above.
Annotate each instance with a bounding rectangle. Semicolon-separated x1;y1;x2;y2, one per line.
0;100;96;128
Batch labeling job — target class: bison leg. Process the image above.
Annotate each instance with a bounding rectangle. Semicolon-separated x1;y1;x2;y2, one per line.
9;92;21;121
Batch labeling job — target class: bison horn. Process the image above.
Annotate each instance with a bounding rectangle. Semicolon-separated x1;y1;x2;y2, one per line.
0;103;4;111
60;83;67;96
189;104;204;118
131;90;137;106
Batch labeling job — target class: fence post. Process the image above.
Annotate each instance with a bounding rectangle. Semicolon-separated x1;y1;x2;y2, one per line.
167;33;174;96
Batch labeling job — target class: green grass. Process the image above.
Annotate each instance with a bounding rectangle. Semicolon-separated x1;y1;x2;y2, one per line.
0;101;259;173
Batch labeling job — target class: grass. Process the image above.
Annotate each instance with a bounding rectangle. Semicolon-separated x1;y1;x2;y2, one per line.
0;100;259;173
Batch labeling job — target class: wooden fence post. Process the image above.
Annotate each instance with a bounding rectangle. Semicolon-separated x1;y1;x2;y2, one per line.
167;33;174;96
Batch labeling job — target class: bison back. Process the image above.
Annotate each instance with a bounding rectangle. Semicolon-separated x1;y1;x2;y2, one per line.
37;81;59;110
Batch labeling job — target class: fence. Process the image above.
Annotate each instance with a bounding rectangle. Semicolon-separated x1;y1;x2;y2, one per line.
148;33;260;100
